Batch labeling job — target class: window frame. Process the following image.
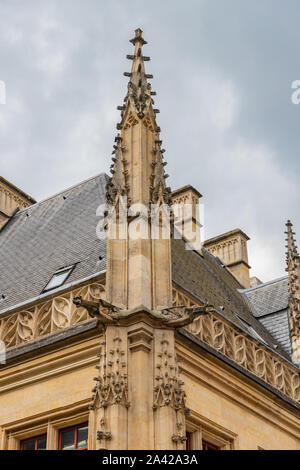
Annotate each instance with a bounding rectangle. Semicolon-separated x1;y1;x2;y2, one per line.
202;439;219;450
186;431;192;450
42;265;75;293
58;422;89;451
20;433;47;451
2;397;90;450
186;411;237;450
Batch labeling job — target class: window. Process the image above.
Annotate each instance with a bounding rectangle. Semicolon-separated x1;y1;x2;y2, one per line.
59;423;88;450
186;432;221;450
186;419;236;450
42;265;75;293
20;434;47;450
202;440;219;450
186;432;191;450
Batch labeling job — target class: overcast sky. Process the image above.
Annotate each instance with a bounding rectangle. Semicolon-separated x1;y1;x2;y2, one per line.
0;0;299;282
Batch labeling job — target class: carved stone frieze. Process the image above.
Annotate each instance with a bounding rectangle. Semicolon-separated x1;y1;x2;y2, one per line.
172;286;300;403
0;281;105;350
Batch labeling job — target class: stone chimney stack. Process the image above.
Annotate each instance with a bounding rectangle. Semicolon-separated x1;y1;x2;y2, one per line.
0;176;35;230
171;185;202;251
203;229;251;288
172;185;202;229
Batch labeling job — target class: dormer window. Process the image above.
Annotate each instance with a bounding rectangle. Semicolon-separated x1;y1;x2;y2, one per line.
42;265;75;293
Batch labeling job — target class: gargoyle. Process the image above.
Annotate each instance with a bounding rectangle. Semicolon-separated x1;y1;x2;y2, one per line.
73;296;214;330
73;296;120;327
161;303;214;328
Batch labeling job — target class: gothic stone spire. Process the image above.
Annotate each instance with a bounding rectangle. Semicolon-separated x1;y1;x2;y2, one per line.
285;220;300;362
105;29;173;312
107;28;170;209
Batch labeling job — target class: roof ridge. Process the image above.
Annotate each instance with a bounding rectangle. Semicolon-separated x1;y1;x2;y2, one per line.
240;275;288;293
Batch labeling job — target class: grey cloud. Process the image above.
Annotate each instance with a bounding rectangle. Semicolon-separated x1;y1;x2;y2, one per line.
0;0;299;281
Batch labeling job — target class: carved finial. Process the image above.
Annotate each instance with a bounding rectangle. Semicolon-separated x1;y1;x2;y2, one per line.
122;28;154;120
129;28;147;46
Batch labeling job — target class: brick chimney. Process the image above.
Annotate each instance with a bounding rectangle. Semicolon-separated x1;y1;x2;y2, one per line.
0;176;36;230
203;229;251;288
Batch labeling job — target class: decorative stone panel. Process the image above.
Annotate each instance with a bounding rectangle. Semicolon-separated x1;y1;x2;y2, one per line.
0;281;105;349
172;286;300;403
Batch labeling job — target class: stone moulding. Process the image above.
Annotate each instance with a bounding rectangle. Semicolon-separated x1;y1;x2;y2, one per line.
0;280;106;349
172;286;300;404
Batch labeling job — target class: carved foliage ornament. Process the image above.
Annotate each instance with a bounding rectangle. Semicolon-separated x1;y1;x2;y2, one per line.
150;140;172;206
153;334;188;413
90;336;130;410
106;134;129;206
126;79;152;120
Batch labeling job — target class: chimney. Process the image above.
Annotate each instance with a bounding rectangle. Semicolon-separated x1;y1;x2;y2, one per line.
250;276;263;288
0;176;36;230
203;229;251;288
171;185;202;251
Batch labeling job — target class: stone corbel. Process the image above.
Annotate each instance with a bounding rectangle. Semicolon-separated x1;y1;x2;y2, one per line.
97;431;112;442
172;434;187;444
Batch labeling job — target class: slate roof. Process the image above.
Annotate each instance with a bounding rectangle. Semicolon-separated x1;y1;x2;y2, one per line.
171;239;290;359
0;173;108;312
259;310;292;355
241;277;292;355
241;276;289;318
0;173;293;362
